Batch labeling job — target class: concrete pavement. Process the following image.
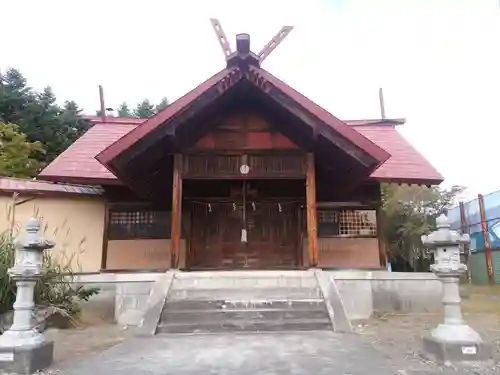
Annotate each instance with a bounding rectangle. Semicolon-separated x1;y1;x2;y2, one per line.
60;331;414;375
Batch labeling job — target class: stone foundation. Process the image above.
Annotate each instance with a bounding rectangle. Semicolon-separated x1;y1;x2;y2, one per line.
0;341;54;375
423;335;491;364
326;270;443;320
74;270;446;328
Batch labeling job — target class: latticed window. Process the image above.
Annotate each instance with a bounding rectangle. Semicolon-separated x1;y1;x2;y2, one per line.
318;209;377;237
108;208;171;240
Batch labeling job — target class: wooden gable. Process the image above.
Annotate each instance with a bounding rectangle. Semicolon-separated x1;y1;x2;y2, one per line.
193;112;298;150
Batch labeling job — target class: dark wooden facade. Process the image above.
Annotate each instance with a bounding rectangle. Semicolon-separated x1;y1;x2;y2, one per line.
101;111;384;271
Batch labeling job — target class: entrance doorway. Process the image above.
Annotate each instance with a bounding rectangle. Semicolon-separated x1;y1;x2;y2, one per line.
187;181;301;270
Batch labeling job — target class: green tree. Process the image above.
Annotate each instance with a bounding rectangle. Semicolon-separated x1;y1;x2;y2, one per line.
155;97;169;112
0;122;44;177
381;183;465;271
117;102;132;117
0;68;90;163
0;68;35;126
58;101;90;152
133;99;155;118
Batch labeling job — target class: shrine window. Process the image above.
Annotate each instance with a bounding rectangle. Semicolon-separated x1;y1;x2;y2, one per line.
107;206;171;240
317;209;377;238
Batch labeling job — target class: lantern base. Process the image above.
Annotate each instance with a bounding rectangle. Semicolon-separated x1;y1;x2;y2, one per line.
423;329;491;365
0;340;53;375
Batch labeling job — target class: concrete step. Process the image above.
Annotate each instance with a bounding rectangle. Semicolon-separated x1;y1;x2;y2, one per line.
167;287;322;301
162;299;326;311
153;271;332;334
156;318;332;333
170;271;318;290
161;308;329;323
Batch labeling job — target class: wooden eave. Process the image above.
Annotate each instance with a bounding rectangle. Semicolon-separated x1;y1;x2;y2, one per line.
96;65;390;187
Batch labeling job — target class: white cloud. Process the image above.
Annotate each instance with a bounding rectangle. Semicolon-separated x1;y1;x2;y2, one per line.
2;0;500;195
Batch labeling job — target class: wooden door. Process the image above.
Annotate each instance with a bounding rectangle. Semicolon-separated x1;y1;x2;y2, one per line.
189;202;244;270
246;202;299;269
188;201;299;270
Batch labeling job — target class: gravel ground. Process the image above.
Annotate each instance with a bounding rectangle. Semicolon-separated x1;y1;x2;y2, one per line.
24;308;129;374
354;285;500;373
45;324;127;369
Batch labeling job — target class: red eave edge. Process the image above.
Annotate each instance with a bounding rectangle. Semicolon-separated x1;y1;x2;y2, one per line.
255;68;391;165
96;68;234;166
96;65;391;169
372;176;444;186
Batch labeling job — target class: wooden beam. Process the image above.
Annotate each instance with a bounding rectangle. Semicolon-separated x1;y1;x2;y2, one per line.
265;87;375;167
306;153;319;267
170;154;183;269
478;194;494;283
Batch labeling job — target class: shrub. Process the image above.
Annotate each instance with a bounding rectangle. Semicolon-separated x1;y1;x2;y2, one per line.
0;234;15;316
0;233;99;333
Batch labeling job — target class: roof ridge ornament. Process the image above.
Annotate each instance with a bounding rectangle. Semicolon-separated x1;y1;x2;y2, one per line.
209;18;294;65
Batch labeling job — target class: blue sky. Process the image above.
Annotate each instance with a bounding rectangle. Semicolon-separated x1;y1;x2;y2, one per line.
2;0;500;200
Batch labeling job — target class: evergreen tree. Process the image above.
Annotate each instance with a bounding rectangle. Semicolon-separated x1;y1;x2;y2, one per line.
0;68;34;126
59;101;90;152
155;97;169;112
117;102;132;117
0;68;90;164
133;99;155;118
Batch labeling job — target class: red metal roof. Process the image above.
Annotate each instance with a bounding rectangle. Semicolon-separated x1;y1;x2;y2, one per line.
39;123;135;184
356;125;443;185
96;67;390;168
344;118;406;126
82;116;144;125
97;69;234;165
0;177;103;196
254;68;390;163
38;119;443;185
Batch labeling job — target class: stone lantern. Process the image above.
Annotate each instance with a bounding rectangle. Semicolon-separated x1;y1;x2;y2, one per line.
421;214;490;365
0;218;55;374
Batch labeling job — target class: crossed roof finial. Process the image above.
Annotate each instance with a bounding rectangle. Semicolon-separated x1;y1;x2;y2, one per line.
209;18;293;64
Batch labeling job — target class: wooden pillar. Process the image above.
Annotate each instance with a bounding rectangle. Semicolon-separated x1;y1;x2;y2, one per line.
306;153;318;267
170;154;183;269
478;194;494;283
100;204;109;270
376;206;388;268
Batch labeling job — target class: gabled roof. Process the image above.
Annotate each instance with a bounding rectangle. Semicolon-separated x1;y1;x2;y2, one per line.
39;33;442;187
38;117;443;185
96;65;390;172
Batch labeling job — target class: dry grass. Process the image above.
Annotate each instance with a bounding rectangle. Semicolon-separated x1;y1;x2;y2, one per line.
462;284;500;314
355;284;500;372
